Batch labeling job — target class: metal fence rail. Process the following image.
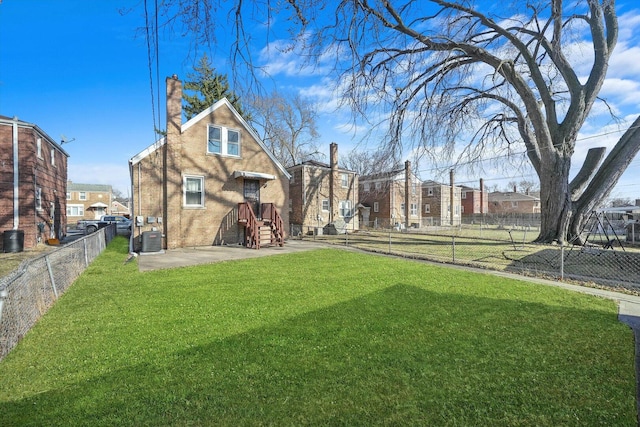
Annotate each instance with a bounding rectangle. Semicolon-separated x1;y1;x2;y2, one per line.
0;225;116;361
303;226;640;292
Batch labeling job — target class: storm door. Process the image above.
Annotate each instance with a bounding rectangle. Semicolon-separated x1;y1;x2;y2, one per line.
243;179;261;218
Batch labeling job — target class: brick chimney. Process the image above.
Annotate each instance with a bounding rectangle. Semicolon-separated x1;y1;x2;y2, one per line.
164;75;183;249
329;143;338;223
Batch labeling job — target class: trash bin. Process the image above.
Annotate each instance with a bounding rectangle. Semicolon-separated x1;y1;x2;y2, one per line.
3;230;24;253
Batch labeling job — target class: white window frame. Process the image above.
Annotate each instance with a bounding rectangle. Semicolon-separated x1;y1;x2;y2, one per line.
321;199;330;212
66;192;71;200
341;173;349;188
37;138;43;158
400;203;405;216
50;148;56;166
364;182;370;192
462;191;467;199
424;203;431;213
207;124;240;157
184;175;205;207
339;200;352;218
427;187;434;196
373;201;379;213
511;201;519;208
410;203;418;217
67;204;85;217
79;192;87;201
375;181;382;190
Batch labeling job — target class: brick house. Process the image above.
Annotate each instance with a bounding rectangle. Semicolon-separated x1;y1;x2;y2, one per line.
129;75;290;251
422;180;462;226
0;115;69;250
460;184;488;217
488;191;541;214
111;199;131;217
359;161;421;229
287;143;359;234
66;182;113;223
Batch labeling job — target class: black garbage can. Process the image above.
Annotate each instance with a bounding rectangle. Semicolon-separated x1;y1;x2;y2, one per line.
3;230;24;253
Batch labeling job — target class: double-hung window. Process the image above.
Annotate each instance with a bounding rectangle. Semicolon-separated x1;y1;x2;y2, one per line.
184;175;204;207
339;200;352;217
341;173;349;188
208;125;240;156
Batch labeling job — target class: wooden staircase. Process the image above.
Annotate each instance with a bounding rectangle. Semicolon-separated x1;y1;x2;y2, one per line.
238;202;285;249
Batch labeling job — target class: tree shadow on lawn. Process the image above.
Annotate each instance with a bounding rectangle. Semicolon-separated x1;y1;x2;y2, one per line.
1;284;634;426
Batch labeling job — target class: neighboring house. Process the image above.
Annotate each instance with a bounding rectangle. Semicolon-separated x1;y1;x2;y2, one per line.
460;184;488;217
111;199;131;217
130;75;290;251
488;191;541;214
66;182;113;222
422;180;462;226
0;115;69;250
359;161;422;229
287;143;359;234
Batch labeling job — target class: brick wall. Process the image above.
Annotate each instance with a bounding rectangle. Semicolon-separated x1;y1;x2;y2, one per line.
0;121;67;250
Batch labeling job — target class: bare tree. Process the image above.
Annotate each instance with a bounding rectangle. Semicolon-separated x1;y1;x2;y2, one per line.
342;147;400;176
142;0;640;243
249;91;321;168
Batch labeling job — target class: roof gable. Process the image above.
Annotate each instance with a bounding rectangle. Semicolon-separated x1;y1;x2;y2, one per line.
130;97;290;178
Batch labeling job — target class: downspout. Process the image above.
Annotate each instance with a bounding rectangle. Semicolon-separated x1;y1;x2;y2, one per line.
128;160;135;254
12;119;19;229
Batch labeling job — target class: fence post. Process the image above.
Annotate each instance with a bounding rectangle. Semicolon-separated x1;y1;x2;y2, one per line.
0;289;7;327
452;235;456;263
45;255;59;299
83;238;89;267
560;245;565;281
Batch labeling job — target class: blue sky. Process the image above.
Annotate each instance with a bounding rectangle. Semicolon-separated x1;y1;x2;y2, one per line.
1;1;639;201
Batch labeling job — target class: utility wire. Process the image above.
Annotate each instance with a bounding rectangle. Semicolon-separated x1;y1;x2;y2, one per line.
144;0;158;140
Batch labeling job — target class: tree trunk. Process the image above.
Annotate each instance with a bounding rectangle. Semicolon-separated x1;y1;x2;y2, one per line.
568;115;640;244
535;153;572;244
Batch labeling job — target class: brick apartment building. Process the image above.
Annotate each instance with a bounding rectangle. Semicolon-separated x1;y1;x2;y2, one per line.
287;143;359;234
130;75;290;250
460;184;488;217
359;161;421;229
66;182;113;223
422;180;462;226
0;115;69;250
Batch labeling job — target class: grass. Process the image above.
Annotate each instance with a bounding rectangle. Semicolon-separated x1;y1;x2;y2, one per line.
0;236;636;426
311;229;640;287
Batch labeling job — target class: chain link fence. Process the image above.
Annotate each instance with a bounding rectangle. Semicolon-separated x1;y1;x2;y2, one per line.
302;223;640;292
0;225;117;361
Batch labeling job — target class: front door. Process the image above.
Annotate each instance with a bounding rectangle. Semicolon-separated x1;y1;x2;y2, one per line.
244;179;261;218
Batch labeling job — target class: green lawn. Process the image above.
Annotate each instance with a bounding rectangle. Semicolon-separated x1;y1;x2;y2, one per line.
0;237;635;426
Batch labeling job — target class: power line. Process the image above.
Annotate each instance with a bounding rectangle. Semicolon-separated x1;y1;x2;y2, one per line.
144;0;158;138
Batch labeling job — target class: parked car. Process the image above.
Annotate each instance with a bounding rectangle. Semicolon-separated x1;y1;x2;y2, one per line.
77;215;132;235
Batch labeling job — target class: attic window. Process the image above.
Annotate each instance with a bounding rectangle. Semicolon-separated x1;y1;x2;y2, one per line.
208;125;240;157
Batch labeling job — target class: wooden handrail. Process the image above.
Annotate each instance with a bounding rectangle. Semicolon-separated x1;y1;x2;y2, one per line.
261;203;284;246
238;202;260;249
